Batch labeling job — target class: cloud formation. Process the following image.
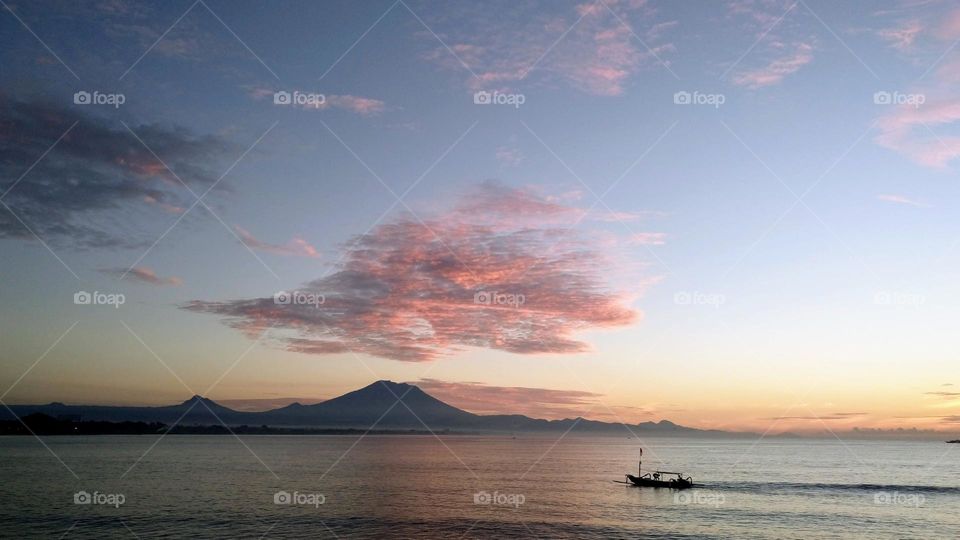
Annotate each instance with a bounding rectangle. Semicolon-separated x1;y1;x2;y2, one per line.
495;146;524;166
235;226;321;258
765;412;867;421
101;266;183;286
872;6;960;167
877;194;930;207
877;19;922;51
421;0;675;96
185;182;644;362
413;378;604;419
629;232;668;245
731;42;814;88
249;88;386;115
874;97;960;168
323;95;386;116
0;98;233;247
726;1;815;88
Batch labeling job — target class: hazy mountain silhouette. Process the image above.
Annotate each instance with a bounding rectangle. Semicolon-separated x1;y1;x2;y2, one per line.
2;380;741;436
256;381;477;427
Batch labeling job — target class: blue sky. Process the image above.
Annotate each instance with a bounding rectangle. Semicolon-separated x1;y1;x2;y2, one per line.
2;0;960;433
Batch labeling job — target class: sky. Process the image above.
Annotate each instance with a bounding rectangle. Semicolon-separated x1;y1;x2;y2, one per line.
2;0;960;435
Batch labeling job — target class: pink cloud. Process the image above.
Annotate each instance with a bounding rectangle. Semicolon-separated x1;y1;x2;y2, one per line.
495;145;524;166
235;226;320;258
868;5;960;167
877;194;930;207
247;87;275;99
874;5;960;54
103;266;182;286
452;182;655;228
727;0;793;28
725;1;816;88
629;232;668;245
454;181;584;226
413;378;656;421
592;210;649;222
874;99;960;168
143;195;185;214
935;8;960;40
186;183;646;362
249;88;385;115
732;42;814;88
323;95;386;115
414;378;602;418
878;19;923;51
421;0;675;96
646;20;678;42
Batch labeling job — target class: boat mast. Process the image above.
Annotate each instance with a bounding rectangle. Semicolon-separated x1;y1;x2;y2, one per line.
638;448;642;476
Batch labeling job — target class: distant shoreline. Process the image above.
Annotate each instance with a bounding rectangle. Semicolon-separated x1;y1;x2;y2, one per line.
0;430;449;436
0;414;455;436
3;414;957;441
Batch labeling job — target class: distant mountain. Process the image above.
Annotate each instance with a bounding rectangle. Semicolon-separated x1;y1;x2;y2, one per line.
1;394;245;425
256;381;479;428
1;380;747;436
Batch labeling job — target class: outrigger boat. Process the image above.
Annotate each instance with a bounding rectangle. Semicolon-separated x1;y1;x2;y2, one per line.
619;448;694;489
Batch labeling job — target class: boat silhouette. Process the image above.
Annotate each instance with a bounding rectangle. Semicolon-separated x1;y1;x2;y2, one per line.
618;448;694;489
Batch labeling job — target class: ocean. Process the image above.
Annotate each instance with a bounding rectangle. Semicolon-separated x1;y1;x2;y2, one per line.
1;435;957;538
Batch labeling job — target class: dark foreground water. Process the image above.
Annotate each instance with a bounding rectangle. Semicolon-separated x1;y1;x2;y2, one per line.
0;435;957;538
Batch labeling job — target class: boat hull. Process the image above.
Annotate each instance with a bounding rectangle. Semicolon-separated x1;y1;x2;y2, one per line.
626;474;693;489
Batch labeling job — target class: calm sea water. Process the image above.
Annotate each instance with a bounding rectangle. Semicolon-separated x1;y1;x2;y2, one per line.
0;435;958;538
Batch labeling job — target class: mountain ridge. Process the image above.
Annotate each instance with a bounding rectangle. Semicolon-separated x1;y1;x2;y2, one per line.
2;380;747;437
